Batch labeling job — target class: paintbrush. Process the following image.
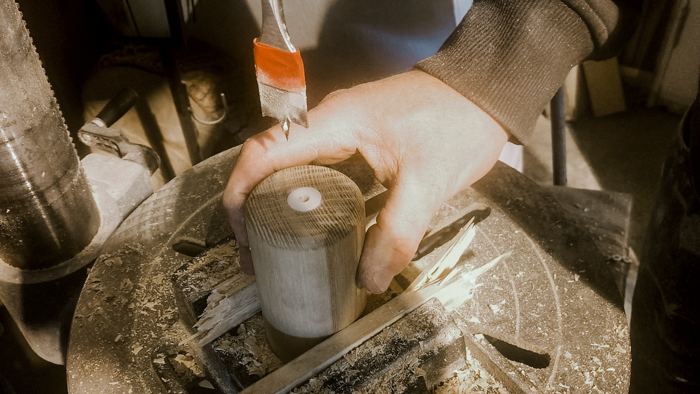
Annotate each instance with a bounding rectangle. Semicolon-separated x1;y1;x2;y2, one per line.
254;0;308;139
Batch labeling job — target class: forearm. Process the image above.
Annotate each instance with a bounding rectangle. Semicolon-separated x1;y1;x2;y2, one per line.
415;0;640;144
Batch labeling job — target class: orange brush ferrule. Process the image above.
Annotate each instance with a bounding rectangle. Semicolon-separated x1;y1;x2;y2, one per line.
254;38;306;93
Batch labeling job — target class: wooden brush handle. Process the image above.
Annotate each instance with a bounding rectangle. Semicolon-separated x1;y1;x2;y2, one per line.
245;165;366;361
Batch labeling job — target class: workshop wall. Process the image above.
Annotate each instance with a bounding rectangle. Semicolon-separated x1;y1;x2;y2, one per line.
657;0;700;112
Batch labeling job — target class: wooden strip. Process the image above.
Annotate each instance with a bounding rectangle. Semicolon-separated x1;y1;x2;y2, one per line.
291;298;468;393
240;285;442;393
241;251;508;393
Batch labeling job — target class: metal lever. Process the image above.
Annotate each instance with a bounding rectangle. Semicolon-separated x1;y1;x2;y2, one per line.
78;88;160;174
93;87;139;128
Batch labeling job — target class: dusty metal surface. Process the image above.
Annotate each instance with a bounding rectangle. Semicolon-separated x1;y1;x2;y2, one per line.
545;186;633;259
67;146;630;393
545;186;635;297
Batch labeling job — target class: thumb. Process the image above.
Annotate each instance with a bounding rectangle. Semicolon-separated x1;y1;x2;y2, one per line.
356;177;442;293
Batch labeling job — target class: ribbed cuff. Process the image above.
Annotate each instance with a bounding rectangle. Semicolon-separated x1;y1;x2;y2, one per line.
415;0;595;144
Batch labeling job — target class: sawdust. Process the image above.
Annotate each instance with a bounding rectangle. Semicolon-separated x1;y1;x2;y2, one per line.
132;344;143;355
291;354;427;394
361;278;403;316
151;350;206;388
431;332;511;394
169;352;205;382
173;239;241;303
435;365;509;394
211;314;282;377
293;300;472;394
73;243;146;323
488;301;506;315
102;256;123;267
120;278;134;292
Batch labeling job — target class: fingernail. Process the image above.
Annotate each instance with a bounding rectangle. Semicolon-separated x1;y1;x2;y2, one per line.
366;273;390;294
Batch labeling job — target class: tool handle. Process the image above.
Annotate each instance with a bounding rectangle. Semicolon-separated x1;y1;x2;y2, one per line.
94;87;139;127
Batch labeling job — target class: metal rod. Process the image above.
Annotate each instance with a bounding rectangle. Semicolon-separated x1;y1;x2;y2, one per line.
0;0;100;270
161;45;203;166
551;86;567;186
0;0;102;365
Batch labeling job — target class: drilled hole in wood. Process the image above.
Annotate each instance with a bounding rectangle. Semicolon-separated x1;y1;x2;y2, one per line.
287;187;322;212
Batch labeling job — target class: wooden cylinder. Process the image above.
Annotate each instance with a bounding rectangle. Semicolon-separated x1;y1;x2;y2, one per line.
245;165;366;361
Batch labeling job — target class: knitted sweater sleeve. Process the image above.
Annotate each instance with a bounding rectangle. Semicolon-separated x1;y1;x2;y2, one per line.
415;0;640;144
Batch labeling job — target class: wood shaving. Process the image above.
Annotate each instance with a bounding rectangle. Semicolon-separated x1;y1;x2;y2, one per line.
132;344;142;355
434;350;511;394
173;239;241;303
211;314;282;377
168;352;205;384
120;278;134;293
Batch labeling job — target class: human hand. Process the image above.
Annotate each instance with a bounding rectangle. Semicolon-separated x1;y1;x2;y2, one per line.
223;70;509;293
